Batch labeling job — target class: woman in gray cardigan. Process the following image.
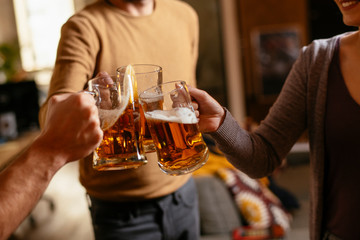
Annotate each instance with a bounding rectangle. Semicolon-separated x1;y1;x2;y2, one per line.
189;1;360;239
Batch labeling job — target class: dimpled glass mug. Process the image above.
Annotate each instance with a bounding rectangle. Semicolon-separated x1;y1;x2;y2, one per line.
139;80;209;175
84;74;147;171
116;64;163;153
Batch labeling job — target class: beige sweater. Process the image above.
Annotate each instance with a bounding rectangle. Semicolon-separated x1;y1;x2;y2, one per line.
39;0;199;201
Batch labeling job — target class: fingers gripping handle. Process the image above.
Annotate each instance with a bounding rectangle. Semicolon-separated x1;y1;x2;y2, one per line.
82;88;101;105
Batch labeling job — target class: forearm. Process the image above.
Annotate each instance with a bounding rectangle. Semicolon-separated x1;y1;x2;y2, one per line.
209;109;281;178
0;92;101;239
38;100;49;129
209;50;309;178
0;139;65;239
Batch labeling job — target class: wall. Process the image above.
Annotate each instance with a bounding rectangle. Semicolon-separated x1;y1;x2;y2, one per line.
220;0;246;122
0;0;18;44
237;0;309;122
0;0;95;85
0;0;94;45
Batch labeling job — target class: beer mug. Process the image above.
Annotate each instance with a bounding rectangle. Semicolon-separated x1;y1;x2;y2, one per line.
85;74;147;171
117;64;163;153
139;81;209;176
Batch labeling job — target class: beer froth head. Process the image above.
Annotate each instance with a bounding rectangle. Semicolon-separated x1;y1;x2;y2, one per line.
85;74;131;131
145;108;198;124
139;80;198;123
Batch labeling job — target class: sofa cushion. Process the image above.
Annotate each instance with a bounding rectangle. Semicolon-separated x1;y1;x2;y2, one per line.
217;168;291;231
194;176;242;235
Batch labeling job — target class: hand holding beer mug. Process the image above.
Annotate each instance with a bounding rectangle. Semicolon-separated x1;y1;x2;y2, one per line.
139;81;209;175
85;72;147;171
117;64;162;153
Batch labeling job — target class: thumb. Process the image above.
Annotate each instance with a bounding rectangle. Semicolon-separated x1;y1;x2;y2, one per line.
188;86;206;102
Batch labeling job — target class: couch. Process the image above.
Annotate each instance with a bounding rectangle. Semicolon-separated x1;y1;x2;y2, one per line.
195;175;241;240
192;137;297;240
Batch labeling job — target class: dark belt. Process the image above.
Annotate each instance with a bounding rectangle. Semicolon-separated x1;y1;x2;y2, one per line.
88;194;168;214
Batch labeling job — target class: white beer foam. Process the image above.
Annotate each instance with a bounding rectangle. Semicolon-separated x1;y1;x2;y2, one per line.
140;92;163;103
140;91;159;99
145;108;198;124
98;107;125;130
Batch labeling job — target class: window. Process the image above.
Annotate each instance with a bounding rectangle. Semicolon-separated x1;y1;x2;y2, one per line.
13;0;75;72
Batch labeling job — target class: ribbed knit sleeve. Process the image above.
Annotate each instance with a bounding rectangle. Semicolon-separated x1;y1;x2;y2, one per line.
209;109;281;178
209;41;313;178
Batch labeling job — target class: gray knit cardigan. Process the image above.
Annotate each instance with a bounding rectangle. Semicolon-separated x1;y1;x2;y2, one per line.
210;33;351;240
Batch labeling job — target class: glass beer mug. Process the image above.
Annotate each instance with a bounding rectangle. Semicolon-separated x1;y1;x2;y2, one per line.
139;80;209;175
117;64;162;153
85;74;147;171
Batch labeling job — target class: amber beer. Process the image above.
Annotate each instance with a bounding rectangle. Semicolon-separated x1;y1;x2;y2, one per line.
93;101;147;171
144;107;209;175
140;96;164;151
117;64;163;153
139;106;155;153
86;74;147;171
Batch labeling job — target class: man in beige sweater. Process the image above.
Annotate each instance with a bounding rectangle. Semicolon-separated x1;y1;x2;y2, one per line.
39;0;200;239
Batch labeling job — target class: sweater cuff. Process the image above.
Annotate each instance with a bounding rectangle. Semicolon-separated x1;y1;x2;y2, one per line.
209;108;242;148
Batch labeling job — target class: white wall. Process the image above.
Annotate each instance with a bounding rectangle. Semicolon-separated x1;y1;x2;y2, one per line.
220;0;246;123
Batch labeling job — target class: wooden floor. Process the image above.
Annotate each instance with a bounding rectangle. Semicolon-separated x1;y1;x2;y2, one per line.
11;162;310;240
275;164;310;240
12;162;95;240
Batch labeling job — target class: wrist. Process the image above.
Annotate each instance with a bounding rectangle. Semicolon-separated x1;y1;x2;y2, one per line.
214;107;226;131
30;136;68;172
218;107;226;127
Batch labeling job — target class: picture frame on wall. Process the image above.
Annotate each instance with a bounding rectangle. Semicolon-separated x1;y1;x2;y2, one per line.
251;25;302;103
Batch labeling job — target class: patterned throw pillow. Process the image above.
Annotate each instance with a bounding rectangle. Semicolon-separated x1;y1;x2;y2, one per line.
217;168;291;231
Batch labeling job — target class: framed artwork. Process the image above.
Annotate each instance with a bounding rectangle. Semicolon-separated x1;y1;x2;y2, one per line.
251;25;302;102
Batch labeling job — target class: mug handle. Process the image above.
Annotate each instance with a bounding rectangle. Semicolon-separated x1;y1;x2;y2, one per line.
80;89;101;105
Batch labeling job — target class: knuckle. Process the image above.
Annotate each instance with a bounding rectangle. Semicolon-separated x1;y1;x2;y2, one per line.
48;95;60;105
